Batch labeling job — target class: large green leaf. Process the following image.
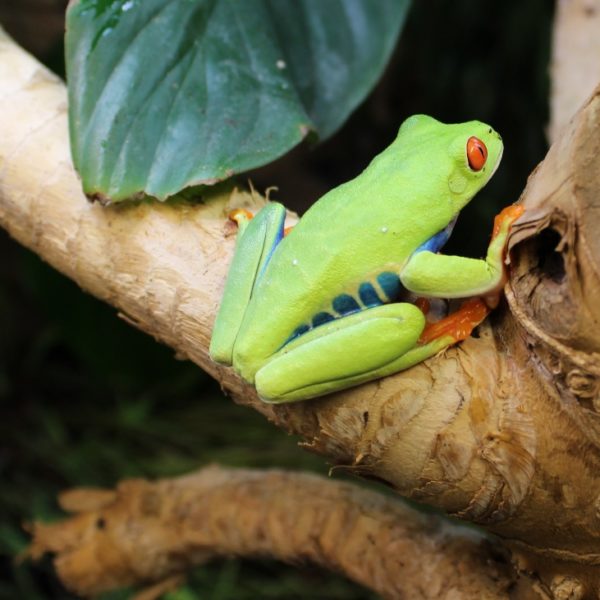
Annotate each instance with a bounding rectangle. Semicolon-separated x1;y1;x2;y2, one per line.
66;0;410;202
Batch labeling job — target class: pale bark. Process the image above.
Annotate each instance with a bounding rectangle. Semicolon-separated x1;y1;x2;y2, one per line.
2;23;600;599
549;0;600;142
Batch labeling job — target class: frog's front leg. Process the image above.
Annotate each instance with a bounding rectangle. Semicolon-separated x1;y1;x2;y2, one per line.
210;202;286;365
399;204;524;301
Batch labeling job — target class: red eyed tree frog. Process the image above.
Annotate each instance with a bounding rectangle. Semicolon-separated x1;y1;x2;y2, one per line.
209;115;523;403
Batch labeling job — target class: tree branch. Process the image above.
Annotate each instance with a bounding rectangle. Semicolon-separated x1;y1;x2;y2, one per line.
549;0;600;142
27;466;518;599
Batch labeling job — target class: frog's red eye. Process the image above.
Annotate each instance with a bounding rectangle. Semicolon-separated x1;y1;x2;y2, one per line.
466;136;488;171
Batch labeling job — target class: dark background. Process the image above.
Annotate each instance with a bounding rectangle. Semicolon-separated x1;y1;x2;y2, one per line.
0;1;552;598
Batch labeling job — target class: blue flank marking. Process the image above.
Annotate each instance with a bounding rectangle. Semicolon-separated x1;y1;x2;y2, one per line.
312;312;335;327
377;272;402;301
332;294;361;315
283;269;406;347
359;283;383;307
415;215;458;254
286;323;310;344
258;209;286;278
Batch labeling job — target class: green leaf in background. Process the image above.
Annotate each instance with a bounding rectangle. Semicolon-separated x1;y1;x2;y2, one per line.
65;0;410;202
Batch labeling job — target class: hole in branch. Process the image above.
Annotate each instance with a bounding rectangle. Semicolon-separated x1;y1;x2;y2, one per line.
536;228;566;284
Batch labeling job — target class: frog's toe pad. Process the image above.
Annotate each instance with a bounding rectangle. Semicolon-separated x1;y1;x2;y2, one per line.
492;204;524;239
228;208;254;226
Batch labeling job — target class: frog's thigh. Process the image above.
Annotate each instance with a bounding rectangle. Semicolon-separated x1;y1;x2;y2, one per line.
255;303;429;403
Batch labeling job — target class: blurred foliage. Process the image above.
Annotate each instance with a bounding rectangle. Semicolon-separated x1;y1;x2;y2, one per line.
0;0;552;598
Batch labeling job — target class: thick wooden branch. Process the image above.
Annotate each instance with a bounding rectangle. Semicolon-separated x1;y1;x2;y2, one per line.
549;0;600;142
2;27;600;597
26;466;518;599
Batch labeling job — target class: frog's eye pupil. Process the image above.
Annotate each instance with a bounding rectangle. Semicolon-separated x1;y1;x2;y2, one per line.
466;136;488;171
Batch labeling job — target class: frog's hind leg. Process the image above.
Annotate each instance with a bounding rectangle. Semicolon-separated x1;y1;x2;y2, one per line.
254;303;424;402
255;298;490;403
209;202;286;365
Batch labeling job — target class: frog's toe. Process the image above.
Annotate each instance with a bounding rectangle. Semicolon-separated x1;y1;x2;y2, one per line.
228;208;254;226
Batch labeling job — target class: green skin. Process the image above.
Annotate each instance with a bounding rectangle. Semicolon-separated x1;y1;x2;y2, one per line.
210;115;509;403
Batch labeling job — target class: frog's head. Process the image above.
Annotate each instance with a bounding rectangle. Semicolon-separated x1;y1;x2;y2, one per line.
397;114;504;213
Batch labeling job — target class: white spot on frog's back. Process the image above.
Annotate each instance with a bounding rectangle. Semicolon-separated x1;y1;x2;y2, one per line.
122;0;134;11
276;60;287;70
380;226;388;233
292;259;298;266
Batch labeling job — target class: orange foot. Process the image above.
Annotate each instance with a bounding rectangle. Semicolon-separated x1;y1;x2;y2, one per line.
491;204;524;240
419;298;490;345
228;208;254;226
284;225;295;237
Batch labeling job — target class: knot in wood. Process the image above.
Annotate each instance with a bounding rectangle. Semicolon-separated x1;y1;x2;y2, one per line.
550;574;585;600
565;368;599;401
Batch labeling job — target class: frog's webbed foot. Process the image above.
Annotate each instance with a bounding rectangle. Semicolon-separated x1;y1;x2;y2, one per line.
419;298;489;345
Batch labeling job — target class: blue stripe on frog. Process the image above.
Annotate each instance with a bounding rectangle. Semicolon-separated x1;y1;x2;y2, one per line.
258;209;286;278
292;323;310;337
284;271;403;347
415;215;458;254
376;272;402;301
359;283;383;307
312;312;335;327
286;323;310;344
332;294;361;316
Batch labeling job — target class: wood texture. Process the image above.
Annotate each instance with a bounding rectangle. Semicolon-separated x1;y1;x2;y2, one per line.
549;0;600;142
27;466;518;599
